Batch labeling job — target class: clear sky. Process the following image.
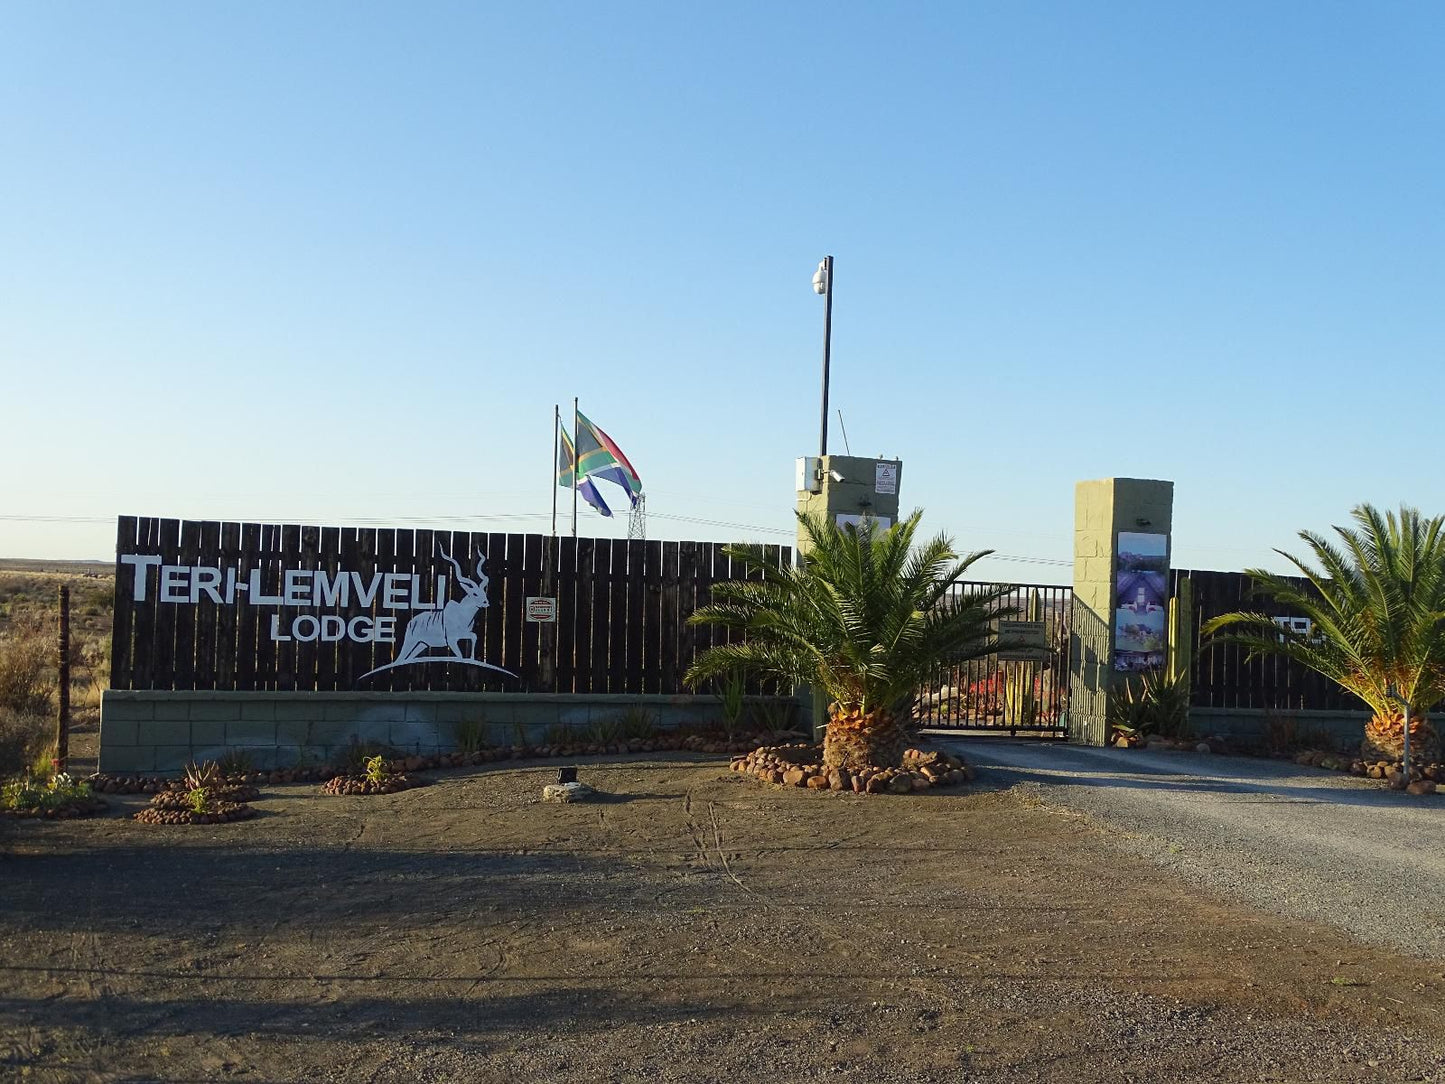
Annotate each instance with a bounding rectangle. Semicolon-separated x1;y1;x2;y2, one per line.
3;2;1443;582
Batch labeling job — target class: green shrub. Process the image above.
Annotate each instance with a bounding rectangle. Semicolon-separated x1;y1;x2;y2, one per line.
455;719;489;753
0;707;51;780
1;771;90;812
747;697;799;737
342;739;401;773
586;706;659;746
216;749;255;777
541;722;583;746
717;671;746;740
1107;668;1191;742
0;618;53;718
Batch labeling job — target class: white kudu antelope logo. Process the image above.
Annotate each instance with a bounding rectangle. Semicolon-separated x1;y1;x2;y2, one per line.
358;547;518;681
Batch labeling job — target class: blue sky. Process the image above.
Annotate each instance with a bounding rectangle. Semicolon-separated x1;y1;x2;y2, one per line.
3;2;1443;581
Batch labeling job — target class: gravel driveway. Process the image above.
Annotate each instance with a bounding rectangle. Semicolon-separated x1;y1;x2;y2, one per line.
948;740;1445;960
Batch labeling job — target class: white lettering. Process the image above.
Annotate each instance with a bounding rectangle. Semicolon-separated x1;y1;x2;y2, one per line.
121;554;163;602
269;614;291;642
347;615;375;641
225;567;237;604
314;570;350;607
160;565;189;603
382;572;409;610
351;571;382;608
249;569;284;605
410;574;437;610
292;615;321;642
190;566;224;604
320;615;346;641
283;569;312;606
374;616;396;643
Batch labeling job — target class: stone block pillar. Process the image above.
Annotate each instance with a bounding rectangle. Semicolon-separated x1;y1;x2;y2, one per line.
1070;478;1174;745
794;455;903;557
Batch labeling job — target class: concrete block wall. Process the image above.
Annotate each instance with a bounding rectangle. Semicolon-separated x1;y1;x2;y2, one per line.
100;691;797;774
1190;707;1369;752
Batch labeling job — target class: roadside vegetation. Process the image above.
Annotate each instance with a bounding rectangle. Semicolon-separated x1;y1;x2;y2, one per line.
685;510;1018;771
1205;503;1445;777
0;566;112;779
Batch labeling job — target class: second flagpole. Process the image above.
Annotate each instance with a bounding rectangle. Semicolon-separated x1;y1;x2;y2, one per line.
572;396;579;538
551;404;560;538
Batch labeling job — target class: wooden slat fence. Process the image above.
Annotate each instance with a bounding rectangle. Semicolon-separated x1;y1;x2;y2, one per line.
1173;568;1353;711
110;517;790;695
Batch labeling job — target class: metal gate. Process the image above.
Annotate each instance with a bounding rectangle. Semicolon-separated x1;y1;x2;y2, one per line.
913;581;1072;738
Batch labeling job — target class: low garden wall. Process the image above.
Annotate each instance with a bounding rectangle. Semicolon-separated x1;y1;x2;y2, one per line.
1190;707;1370;750
98;690;792;774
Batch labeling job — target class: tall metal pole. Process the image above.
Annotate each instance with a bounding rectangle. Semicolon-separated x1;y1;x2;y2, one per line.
572;396;579;539
818;254;834;459
551;404;560;538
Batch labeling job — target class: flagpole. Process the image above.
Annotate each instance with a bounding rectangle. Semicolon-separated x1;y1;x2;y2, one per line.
572;396;579;538
551;404;560;538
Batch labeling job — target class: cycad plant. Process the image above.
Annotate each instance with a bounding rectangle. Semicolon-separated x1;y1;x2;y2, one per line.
1202;504;1445;765
684;511;1017;770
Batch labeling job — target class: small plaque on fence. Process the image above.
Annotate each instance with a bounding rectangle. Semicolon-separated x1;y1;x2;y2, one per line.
526;596;558;623
997;620;1048;662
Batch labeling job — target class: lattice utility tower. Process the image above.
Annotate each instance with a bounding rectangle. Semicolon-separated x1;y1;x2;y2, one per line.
627;493;647;540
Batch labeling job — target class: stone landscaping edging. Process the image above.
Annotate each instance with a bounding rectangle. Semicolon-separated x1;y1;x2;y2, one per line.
86;732;772;795
731;744;974;794
1;796;108;820
1110;735;1444;796
132;802;257;825
321;774;428;796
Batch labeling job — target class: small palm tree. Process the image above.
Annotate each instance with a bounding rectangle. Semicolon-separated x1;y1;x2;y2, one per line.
684;511;1017;770
1202;504;1445;764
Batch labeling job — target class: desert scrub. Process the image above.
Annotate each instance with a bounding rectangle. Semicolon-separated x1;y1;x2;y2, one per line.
2;771;106;819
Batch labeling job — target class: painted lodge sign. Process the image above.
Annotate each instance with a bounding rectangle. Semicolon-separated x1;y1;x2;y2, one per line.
110;516;791;697
111;517;527;693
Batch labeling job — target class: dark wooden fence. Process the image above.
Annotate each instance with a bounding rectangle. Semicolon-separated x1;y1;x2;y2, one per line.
1173;568;1353;711
110;517;789;695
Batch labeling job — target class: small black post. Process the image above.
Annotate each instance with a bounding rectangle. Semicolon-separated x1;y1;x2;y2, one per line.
57;584;70;774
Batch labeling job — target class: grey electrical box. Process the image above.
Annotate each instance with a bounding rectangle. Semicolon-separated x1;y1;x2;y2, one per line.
794;454;903;555
795;457;822;494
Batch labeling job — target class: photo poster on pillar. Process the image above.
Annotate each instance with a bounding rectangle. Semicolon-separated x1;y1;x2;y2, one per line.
1112;532;1168;672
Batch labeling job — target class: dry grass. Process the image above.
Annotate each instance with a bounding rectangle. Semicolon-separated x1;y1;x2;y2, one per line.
0;566;113;778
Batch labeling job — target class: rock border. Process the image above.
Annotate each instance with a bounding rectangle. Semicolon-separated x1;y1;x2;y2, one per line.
1293;749;1443;794
1;796;109;820
731;744;974;794
88;732;782;794
149;785;260;809
132;801;257;825
321;774;428;796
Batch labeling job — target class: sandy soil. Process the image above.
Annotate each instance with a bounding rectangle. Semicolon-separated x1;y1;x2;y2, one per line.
4;754;1445;1083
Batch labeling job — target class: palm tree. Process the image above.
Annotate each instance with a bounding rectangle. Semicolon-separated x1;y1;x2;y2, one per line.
684;511;1017;770
1202;503;1445;765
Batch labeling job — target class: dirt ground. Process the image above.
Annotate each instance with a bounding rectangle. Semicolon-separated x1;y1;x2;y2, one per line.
4;754;1445;1083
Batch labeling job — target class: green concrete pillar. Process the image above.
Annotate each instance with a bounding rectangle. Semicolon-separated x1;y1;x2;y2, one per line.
1070;478;1174;745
